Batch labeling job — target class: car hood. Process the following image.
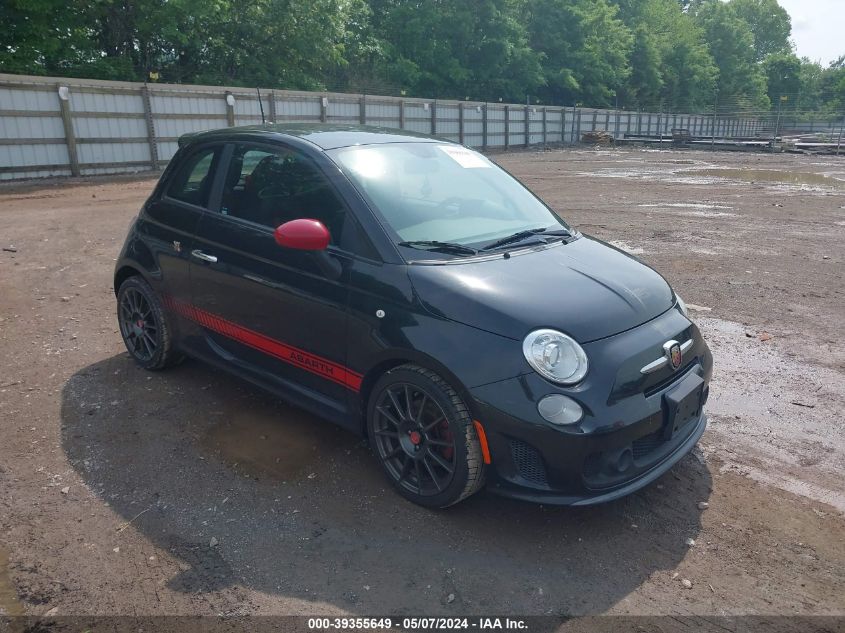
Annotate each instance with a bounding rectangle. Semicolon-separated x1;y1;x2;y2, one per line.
408;236;674;343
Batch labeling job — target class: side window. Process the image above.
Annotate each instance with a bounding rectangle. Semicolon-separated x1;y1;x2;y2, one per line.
167;147;218;207
220;145;346;242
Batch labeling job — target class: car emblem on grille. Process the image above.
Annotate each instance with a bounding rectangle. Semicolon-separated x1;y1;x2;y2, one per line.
663;340;683;371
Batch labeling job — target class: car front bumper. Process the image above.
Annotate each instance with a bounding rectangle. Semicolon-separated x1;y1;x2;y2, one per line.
468;308;712;505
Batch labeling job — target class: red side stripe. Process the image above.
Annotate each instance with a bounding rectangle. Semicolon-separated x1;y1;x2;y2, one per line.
164;295;363;392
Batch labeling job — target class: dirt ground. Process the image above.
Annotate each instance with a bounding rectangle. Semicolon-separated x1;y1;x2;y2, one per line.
0;147;843;621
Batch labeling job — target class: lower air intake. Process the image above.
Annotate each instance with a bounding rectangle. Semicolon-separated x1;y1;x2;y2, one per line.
632;431;667;460
510;439;548;487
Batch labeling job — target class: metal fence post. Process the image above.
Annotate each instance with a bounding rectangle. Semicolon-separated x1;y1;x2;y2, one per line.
572;106;583;145
711;93;717;149
431;101;436;136
459;102;465;145
140;85;159;171
504;105;510;150
542;107;547;148
524;105;530;148
399;100;405;129
225;91;235;126
56;85;80;177
320;96;327;123
359;95;366;125
268;91;277;122
614;108;620;145
482;103;488;151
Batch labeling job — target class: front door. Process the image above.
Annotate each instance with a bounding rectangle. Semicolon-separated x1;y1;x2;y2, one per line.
184;142;359;421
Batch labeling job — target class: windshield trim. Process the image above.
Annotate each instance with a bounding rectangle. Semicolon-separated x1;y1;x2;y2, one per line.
402;237;579;265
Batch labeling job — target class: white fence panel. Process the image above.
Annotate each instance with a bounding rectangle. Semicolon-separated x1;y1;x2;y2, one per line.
0;72;791;180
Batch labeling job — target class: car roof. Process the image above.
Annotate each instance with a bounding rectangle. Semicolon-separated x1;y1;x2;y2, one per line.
178;123;448;151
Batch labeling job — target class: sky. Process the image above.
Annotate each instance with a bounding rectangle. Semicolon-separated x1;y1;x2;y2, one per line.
778;0;844;66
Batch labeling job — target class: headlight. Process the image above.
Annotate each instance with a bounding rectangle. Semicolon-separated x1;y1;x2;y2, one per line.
675;293;688;317
522;329;588;385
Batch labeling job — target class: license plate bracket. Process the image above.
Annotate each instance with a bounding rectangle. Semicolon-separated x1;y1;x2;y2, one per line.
662;372;704;441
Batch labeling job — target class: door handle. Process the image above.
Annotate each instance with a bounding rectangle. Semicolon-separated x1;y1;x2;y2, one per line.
191;249;218;263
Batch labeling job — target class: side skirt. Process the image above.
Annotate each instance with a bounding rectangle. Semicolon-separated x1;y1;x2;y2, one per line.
178;344;363;435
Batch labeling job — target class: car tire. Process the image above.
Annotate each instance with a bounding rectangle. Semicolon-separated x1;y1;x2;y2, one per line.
367;364;486;508
116;276;182;370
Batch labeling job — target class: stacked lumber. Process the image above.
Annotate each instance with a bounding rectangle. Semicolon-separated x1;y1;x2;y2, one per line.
581;130;614;144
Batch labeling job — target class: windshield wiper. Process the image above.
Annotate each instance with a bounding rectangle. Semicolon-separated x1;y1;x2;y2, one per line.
481;227;572;251
398;240;479;256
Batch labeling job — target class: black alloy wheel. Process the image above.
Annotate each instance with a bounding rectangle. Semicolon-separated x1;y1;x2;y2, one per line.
368;364;486;507
117;276;180;370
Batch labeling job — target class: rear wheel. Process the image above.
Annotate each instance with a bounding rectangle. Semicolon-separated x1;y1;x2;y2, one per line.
117;276;181;370
367;364;486;508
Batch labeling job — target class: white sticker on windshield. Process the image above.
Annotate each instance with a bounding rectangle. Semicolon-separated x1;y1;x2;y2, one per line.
438;145;491;168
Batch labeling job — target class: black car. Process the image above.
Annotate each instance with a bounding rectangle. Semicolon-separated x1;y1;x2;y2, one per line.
114;124;712;508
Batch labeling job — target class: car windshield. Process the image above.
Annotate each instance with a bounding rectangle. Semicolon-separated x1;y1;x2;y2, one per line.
329;143;570;250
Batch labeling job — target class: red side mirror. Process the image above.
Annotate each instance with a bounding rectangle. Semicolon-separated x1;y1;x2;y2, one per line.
274;219;330;251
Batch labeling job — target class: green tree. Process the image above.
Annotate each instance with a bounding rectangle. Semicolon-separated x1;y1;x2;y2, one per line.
728;0;791;63
694;0;770;110
818;57;845;114
763;52;800;110
0;0;92;75
0;0;372;89
526;0;633;107
624;24;663;107
368;0;543;101
796;58;824;112
613;0;718;111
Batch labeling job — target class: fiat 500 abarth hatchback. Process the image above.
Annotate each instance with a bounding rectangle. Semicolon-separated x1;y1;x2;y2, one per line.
115;124;712;508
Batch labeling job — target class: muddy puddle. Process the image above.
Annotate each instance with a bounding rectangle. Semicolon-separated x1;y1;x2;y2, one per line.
202;399;354;481
685;168;845;189
0;545;24;616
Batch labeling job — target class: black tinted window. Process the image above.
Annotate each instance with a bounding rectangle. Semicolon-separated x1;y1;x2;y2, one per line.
220;145;345;240
167;147;217;207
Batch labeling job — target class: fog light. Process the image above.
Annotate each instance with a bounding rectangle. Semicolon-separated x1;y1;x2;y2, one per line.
537;394;584;425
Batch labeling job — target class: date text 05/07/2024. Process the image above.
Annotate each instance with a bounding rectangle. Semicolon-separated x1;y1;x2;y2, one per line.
307;617;529;631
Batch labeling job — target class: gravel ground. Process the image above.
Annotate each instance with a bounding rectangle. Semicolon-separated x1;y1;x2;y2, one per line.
0;147;843;620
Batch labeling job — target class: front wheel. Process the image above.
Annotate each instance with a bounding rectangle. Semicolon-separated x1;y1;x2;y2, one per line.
367;364;486;508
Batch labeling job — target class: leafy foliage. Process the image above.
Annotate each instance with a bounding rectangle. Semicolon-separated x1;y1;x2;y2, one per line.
693;0;770;109
1;0;842;115
729;0;791;63
525;0;633;107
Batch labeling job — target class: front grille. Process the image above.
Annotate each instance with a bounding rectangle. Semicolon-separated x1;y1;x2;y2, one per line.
643;361;697;398
510;439;548;486
632;431;667;460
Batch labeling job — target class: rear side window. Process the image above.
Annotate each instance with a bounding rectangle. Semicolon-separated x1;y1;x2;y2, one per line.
167;147;218;207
